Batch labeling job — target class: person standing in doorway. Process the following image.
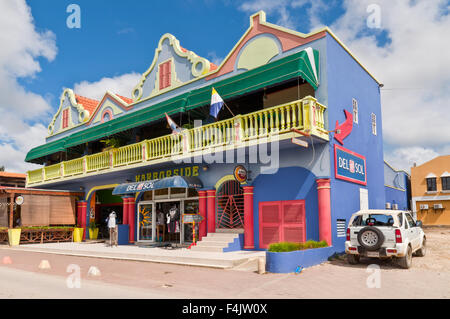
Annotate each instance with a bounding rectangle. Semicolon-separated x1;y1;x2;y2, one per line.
106;210;118;247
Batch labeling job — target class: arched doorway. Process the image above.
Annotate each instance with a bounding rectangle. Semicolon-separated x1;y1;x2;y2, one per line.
216;180;244;229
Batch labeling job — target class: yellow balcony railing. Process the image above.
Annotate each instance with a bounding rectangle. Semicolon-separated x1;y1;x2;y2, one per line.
86;152;110;172
26;96;328;186
44;163;61;180
113;142;144;167
146;134;183;160
28;168;43;184
189;118;235;151
63;158;84;176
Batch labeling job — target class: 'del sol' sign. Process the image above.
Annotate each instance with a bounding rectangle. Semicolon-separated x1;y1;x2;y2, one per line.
334;144;367;185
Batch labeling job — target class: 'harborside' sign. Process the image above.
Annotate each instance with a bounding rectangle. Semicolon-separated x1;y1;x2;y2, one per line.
334;144;367;185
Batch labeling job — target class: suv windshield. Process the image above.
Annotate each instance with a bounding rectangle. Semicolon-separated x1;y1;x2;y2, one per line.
352;214;396;227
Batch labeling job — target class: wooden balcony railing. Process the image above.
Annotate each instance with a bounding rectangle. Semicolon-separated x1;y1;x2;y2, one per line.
26;96;328;186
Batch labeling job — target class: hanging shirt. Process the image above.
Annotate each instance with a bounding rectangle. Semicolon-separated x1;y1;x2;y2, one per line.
107;212;117;228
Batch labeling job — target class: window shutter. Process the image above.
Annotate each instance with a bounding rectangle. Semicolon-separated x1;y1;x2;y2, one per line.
62;109;69;129
159;61;171;90
282;201;306;243
165;61;171;88
259;201;281;248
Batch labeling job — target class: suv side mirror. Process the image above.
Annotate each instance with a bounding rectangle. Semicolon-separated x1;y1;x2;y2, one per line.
416;220;423;228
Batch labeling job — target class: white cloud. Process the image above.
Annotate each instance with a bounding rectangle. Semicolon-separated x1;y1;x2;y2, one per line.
384;147;440;173
327;0;450;167
73;72;141;100
0;0;57;173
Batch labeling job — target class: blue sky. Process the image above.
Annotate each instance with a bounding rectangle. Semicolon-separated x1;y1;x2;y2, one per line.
22;0;348;105
1;0;449;173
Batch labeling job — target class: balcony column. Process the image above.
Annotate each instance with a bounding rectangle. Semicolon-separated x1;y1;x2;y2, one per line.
128;197;136;243
243;186;255;249
206;190;216;233
198;190;207;239
317;178;332;245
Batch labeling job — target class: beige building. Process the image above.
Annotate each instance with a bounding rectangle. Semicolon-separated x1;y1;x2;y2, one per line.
411;155;450;225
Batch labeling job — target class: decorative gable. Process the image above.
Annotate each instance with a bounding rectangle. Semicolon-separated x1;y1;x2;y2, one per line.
206;11;325;82
47;89;98;137
87;92;133;126
132;33;217;102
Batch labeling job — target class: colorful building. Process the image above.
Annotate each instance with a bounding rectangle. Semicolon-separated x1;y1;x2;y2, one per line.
411;155;450;225
384;161;411;211
24;11;386;254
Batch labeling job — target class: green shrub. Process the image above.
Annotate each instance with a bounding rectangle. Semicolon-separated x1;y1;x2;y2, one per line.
268;240;328;252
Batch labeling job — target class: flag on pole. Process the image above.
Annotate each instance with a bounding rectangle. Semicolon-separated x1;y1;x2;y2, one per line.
210;88;224;119
165;113;182;134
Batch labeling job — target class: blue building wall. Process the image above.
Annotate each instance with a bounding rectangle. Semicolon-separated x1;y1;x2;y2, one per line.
252;166;320;250
326;34;385;252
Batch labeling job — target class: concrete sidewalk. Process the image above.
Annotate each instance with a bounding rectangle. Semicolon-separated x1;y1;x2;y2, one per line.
1;242;265;271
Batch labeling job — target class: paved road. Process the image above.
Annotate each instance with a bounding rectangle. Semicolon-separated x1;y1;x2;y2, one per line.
0;227;449;299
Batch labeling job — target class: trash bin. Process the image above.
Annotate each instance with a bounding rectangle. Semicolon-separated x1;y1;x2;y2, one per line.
117;224;129;245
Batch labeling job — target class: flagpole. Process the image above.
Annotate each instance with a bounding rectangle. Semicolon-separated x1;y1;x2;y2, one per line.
223;101;235;117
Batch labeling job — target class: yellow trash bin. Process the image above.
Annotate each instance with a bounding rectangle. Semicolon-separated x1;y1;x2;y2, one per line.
73;227;84;242
8;228;21;246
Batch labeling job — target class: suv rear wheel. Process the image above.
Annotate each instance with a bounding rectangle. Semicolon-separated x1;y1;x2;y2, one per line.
397;245;412;269
347;254;360;265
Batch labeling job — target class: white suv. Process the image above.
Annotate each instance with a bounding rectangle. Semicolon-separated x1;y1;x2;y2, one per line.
345;210;426;269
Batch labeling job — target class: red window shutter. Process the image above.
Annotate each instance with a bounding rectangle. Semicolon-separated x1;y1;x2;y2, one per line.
259;201;281;249
62;109;68;128
282;201;306;243
165;62;171;88
259;200;306;249
159;61;171;90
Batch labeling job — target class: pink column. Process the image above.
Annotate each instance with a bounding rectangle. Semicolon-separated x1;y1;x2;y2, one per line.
79;200;87;240
243;186;255;249
198;190;207;239
317;178;332;245
122;197;129;225
128;197;136;243
206;190;216;233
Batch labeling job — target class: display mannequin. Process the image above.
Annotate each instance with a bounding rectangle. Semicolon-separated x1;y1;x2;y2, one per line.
166;205;180;234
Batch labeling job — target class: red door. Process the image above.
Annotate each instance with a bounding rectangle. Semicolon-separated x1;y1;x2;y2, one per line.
259;200;306;249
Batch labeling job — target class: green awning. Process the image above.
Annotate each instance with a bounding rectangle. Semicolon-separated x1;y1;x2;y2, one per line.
26;48;320;162
25;138;66;163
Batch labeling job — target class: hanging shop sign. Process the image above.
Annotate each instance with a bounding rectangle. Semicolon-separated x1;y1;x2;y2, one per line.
234;165;248;183
134;165;200;182
182;214;204;224
334;144;367;185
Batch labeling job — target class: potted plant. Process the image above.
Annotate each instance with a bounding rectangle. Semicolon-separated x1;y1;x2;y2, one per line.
88;221;99;240
73;225;84;242
100;137;123;152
